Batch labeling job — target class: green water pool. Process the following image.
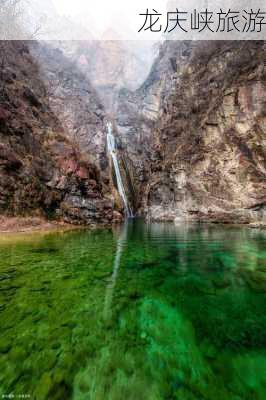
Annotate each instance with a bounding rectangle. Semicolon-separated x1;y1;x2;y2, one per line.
0;220;266;399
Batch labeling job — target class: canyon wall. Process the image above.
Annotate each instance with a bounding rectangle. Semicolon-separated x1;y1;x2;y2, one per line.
116;41;266;224
29;40;155;216
0;41;121;225
29;42;109;175
1;40;265;226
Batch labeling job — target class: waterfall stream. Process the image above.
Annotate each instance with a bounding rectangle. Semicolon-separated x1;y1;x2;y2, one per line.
107;122;133;218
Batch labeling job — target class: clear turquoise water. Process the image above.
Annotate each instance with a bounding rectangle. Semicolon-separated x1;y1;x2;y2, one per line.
0;220;266;400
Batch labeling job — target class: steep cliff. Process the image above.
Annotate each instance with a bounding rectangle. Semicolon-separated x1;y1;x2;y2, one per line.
115;42;181;210
117;41;266;224
1;40;265;226
0;41;120;225
29;42;108;173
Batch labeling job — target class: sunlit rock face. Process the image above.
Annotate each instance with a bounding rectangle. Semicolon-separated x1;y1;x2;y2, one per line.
0;41;119;224
119;41;266;224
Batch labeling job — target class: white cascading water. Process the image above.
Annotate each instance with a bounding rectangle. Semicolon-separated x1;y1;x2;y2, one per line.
107;122;133;218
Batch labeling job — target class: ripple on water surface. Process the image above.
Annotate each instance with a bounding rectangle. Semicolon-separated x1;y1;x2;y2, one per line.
0;220;266;400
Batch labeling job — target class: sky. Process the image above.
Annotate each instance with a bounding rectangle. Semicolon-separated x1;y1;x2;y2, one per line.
45;0;266;40
3;0;265;40
52;0;165;36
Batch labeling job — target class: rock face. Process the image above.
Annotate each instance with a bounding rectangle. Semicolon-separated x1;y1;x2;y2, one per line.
1;40;265;226
76;40;153;92
29;42;108;173
28;40;154;216
79;40;152;114
115;42;181;211
116;41;266;224
43;40;154;113
0;41;120;225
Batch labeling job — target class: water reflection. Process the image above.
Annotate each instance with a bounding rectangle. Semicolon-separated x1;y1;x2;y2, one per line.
104;222;128;321
0;221;265;399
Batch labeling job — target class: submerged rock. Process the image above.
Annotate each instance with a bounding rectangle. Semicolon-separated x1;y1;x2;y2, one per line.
242;270;266;293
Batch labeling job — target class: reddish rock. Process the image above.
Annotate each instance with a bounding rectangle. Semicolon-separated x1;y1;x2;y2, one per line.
61;159;78;174
0;107;11;121
0;41;118;226
88;179;97;188
0;144;22;170
76;166;89;179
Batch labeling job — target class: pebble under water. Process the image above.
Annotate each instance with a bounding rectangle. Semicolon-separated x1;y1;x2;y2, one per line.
0;220;266;400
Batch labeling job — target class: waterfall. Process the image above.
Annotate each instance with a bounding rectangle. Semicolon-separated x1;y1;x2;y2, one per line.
107;122;133;218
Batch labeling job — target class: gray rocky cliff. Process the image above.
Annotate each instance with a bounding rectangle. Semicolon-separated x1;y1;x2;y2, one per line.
115;41;266;224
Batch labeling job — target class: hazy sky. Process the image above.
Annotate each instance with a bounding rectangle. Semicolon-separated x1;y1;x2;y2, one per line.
15;0;266;40
53;0;162;35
